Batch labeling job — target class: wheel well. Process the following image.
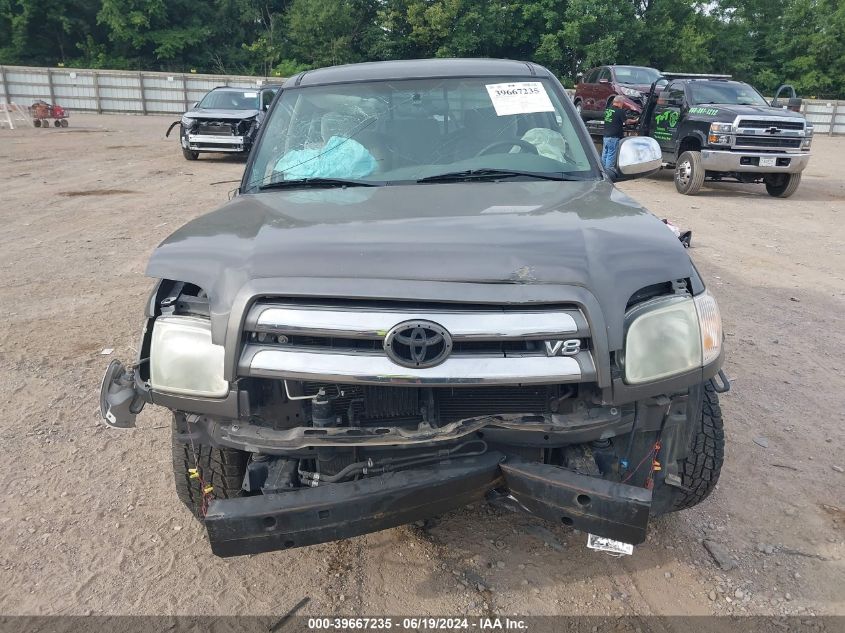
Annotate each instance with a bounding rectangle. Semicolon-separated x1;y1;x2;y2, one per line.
677;136;702;155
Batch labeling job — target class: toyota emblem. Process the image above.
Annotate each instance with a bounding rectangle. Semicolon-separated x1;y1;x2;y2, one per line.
383;320;453;368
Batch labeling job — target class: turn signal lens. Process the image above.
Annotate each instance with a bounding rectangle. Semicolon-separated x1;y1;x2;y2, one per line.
694;290;722;365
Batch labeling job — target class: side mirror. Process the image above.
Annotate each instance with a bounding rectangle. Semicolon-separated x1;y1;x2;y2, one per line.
787;97;802;112
610;137;662;181
191;101;199;109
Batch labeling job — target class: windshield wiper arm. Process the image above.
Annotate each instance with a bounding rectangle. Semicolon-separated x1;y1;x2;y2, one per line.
417;169;586;183
258;177;379;191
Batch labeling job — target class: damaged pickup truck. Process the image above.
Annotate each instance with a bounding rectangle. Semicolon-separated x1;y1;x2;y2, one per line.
167;85;279;160
102;58;728;557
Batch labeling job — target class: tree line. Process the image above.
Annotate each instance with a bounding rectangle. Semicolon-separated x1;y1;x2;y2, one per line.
1;0;843;97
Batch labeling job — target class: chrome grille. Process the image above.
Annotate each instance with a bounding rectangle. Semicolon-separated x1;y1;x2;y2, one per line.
735;136;802;149
239;301;595;386
737;119;804;130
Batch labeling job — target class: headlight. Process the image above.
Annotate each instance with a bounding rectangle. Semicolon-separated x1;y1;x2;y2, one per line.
149;316;228;397
181;115;195;127
709;122;734;134
802;126;813;149
620;87;642;98
622;291;722;384
708;123;734;145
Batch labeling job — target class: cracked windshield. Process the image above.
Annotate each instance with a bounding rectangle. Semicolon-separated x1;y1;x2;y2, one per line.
244;76;596;191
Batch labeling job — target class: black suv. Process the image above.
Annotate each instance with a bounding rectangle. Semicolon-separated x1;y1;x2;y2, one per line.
101;59;727;557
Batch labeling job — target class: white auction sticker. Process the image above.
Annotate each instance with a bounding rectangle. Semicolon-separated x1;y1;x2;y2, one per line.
587;533;634;556
244;91;258;98
485;82;555;116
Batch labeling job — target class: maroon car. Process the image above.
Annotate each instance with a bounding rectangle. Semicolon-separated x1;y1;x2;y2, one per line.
574;65;661;120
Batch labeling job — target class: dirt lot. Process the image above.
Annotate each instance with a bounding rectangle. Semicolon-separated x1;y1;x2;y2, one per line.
1;114;843;619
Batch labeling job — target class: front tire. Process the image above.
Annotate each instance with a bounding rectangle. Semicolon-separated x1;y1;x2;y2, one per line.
182;148;199;161
674;151;705;195
654;381;725;514
765;173;801;198
171;413;248;519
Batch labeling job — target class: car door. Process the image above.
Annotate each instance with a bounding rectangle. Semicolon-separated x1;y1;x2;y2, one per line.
651;81;685;151
595;67;613;113
581;68;598;114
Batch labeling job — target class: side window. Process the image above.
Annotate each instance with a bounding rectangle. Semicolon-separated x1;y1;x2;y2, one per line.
598;68;612;83
660;82;685;106
261;88;278;110
584;68;598;84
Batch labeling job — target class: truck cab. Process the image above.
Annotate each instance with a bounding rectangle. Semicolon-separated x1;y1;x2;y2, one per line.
640;74;813;197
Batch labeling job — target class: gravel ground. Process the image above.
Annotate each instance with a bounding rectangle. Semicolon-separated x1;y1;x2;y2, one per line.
0;114;843;618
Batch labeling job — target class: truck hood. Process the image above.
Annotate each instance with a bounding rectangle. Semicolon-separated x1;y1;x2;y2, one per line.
620;83;653;95
147;180;696;349
693;104;805;120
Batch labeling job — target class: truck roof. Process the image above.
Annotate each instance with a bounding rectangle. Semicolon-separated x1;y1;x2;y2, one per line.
285;58;552;88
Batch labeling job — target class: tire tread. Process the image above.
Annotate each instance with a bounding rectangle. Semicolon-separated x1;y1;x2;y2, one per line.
671;381;725;511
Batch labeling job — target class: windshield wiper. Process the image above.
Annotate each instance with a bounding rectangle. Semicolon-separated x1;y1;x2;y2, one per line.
417;169;588;183
258;177;379;191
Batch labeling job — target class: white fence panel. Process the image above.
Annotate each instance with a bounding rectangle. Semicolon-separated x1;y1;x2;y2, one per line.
0;65;278;116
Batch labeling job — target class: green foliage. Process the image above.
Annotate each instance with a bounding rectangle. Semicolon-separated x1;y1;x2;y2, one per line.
0;0;842;97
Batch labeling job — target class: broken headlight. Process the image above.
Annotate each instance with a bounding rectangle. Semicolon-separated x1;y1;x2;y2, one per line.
149;316;228;397
622;291;722;384
181;114;196;128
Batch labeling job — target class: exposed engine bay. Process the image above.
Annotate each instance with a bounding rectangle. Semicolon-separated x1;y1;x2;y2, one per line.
165;85;279;158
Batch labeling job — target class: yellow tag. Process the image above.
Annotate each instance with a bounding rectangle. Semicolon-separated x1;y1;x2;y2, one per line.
203;485;214;494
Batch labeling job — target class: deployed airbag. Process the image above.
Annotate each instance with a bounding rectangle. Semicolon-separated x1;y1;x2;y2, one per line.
274;136;377;179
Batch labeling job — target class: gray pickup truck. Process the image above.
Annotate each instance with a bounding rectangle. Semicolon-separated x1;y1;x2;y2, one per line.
101;58;728;557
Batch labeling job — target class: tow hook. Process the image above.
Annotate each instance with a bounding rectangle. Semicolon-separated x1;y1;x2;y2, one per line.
99;360;146;429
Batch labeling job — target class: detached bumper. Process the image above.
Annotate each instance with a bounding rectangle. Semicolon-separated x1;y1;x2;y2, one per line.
204;454;652;557
700;149;810;173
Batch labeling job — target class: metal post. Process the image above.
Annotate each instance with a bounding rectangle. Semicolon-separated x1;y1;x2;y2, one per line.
181;74;189;111
92;70;102;114
830;101;839;137
0;65;7;105
46;67;55;102
139;73;147;114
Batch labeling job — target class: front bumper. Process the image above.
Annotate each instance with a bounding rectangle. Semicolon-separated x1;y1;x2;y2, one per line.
700;149;810;173
184;134;246;153
204;453;652;557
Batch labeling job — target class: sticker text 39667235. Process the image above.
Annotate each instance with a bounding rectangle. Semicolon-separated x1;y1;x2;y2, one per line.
485;82;555;117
